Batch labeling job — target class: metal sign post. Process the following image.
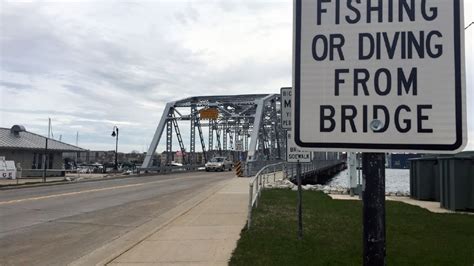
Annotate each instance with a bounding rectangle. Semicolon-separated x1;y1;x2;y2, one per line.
296;160;303;240
362;153;386;265
42;138;48;183
282;87;308;240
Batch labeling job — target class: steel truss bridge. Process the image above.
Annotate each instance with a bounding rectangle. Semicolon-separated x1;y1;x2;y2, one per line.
141;93;344;177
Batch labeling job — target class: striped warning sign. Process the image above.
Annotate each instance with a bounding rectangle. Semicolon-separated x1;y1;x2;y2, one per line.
235;161;244;177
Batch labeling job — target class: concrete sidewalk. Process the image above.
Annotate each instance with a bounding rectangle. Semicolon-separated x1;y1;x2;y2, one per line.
108;177;249;266
329;194;474;215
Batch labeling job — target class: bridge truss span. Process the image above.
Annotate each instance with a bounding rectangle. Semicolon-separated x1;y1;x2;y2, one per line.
141;94;285;169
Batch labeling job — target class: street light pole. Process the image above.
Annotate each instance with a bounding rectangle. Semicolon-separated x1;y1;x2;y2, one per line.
112;126;119;171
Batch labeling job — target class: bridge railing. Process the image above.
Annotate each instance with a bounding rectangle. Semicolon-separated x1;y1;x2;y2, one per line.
247;159;346;229
138;164;205;174
247;162;285;228
284;160;345;180
244;160;283;177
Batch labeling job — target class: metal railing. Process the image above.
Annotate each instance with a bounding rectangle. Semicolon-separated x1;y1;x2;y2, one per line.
16;168;135;176
2;164;207;185
284;160;344;180
1;169;85;185
247;159;346;229
15;169;67;179
244;160;283;177
138;164;205;174
1;168;143;186
247;162;286;228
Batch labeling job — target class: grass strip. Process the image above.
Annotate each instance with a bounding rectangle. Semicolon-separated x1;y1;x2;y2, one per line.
230;189;474;266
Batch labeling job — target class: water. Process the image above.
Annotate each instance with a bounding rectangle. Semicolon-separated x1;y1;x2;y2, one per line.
327;168;410;193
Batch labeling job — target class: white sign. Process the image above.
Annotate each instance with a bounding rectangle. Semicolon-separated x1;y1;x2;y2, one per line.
281;87;292;129
293;0;466;153
287;131;312;162
281;87;312;162
0;171;16;179
0;160;16;179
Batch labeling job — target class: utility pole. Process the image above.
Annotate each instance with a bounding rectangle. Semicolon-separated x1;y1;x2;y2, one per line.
111;126;119;170
48;118;51;138
43;138;48;183
75;131;79;165
44;118;51;182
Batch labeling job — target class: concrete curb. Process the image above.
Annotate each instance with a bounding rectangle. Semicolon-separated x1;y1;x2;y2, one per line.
69;178;233;266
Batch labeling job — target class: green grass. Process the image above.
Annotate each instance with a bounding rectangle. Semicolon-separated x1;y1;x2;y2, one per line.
230;190;474;266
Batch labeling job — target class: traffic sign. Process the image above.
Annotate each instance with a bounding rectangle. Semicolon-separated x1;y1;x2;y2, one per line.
287;131;312;163
199;108;219;120
281;87;292;129
282;86;312;162
293;0;466;152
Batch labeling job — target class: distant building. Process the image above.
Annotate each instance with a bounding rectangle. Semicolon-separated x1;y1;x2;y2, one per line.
160;151;175;165
63;150;113;164
175;151;185;164
63;150;147;165
160;151;207;165
0;125;85;177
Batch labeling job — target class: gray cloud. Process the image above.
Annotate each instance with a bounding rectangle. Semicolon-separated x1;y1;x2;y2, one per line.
0;81;34;91
1;0;472;152
174;3;199;25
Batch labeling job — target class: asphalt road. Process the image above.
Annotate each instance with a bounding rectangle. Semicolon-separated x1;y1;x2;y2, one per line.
0;171;234;266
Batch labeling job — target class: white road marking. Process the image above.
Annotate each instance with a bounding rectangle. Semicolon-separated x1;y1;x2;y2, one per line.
0;175;201;205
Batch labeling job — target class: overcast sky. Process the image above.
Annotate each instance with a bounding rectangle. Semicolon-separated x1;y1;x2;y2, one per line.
1;0;473;153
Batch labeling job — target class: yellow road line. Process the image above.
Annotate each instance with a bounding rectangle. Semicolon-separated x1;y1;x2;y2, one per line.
0;176;191;205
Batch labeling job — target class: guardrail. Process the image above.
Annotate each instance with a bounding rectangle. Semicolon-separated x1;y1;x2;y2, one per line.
247;162;286;228
247;159;346;229
3;164;208;183
285;160;345;180
16;169;130;176
138;164;205;174
15;169;67;179
1;169;91;185
244;160;283;177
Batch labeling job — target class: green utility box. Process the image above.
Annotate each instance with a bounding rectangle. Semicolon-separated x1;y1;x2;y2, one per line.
409;157;440;201
438;152;474;211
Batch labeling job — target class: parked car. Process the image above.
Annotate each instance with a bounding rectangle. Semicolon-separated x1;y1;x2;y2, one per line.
205;157;233;172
